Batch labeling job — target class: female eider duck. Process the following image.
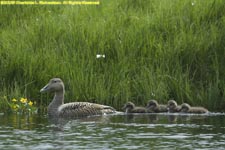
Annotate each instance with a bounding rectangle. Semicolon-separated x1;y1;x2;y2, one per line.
167;100;181;113
40;78;116;118
146;99;167;113
122;102;147;113
180;103;208;114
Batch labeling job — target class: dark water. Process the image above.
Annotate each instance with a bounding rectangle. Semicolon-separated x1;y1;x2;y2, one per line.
0;112;225;150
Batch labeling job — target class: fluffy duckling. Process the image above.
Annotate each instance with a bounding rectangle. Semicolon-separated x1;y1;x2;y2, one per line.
180;103;208;114
146;99;168;113
167;100;181;113
122;102;147;113
40;78;116;118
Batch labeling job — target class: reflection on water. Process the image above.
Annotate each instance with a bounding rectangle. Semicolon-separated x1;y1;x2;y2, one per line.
0;113;225;149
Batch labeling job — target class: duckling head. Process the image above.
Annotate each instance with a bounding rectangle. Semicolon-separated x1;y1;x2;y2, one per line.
167;100;177;110
180;103;191;112
146;99;158;108
122;102;135;113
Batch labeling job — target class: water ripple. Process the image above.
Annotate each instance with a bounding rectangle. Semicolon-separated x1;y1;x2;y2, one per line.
0;114;225;149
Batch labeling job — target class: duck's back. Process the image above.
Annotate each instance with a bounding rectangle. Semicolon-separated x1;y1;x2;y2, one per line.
188;107;208;114
169;106;181;113
58;102;116;118
131;107;147;113
158;105;168;112
148;104;168;113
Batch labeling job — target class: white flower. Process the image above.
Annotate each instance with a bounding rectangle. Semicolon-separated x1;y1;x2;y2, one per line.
191;2;195;6
96;54;105;58
151;93;155;97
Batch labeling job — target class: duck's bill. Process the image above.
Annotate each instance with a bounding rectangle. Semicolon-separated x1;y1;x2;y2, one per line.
40;84;49;93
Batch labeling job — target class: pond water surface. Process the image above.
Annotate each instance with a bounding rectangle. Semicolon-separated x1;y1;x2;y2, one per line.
0;112;225;150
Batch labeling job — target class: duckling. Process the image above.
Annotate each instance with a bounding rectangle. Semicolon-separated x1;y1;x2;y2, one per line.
180;103;208;114
146;99;168;113
122;102;147;113
40;78;116;118
167;100;181;113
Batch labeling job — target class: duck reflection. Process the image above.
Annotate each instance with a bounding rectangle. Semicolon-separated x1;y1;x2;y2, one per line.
48;114;116;131
167;115;178;122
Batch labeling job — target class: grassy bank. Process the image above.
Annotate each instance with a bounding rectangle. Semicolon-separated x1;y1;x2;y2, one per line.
0;0;224;112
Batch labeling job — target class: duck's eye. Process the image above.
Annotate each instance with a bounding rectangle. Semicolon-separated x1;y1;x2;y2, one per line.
53;80;57;83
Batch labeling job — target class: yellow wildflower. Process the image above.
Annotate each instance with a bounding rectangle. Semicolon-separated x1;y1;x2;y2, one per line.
12;98;17;102
28;101;33;106
12;104;19;110
20;98;27;103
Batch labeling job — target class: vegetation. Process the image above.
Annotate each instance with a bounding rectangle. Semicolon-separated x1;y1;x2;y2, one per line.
0;0;224;112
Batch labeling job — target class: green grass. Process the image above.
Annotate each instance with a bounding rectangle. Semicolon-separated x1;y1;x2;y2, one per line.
0;0;225;112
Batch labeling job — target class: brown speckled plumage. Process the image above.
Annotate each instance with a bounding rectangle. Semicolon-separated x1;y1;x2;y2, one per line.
40;78;116;118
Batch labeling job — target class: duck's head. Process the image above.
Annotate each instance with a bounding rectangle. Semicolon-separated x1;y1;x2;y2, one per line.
40;78;64;93
146;99;158;108
180;103;191;112
167;100;177;110
122;102;135;110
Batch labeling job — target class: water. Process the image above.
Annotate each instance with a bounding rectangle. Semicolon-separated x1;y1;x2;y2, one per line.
0;112;225;150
